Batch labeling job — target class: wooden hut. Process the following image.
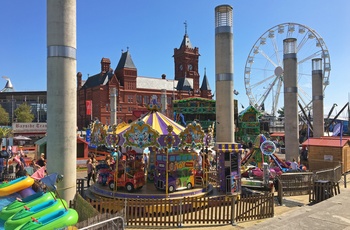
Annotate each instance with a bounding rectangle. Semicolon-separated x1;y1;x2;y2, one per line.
302;136;350;173
35;136;89;159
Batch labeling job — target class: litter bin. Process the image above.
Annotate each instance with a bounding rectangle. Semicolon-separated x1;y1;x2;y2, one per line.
313;180;333;203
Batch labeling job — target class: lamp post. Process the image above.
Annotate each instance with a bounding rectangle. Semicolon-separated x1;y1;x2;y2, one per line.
110;87;118;125
283;38;299;162
312;58;323;137
165;148;169;197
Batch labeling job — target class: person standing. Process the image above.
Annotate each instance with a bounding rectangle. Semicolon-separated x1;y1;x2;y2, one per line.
143;153;148;173
90;153;98;183
86;158;93;187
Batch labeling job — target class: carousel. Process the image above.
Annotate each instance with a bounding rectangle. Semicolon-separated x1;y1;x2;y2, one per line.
88;96;214;199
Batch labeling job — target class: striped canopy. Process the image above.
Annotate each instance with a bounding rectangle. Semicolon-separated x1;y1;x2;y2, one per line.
140;111;185;135
116;111;186;147
116;111;185;135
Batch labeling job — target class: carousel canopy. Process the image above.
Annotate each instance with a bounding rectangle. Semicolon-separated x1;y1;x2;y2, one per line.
141;111;185;135
117;110;185;136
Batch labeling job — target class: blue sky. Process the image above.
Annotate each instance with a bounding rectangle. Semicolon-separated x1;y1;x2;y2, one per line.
1;1;349;117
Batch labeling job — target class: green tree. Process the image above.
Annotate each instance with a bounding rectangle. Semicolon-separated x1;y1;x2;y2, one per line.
0;127;13;139
0;105;10;125
14;103;34;122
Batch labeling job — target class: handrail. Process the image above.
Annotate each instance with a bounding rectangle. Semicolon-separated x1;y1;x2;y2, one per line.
79;216;124;230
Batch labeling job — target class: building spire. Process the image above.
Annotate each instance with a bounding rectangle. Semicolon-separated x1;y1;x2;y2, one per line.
179;21;192;48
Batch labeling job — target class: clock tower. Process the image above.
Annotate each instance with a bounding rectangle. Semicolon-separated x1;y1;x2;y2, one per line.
173;22;200;93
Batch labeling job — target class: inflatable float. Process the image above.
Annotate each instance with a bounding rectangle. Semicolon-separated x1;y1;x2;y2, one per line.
0;176;35;197
14;208;79;230
4;199;67;230
0;191;56;220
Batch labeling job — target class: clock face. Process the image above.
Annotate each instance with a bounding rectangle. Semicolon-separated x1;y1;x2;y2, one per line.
179;64;183;70
188;64;193;70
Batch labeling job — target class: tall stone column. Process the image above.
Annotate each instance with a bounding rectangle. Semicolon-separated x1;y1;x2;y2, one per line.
283;38;299;162
215;5;234;143
215;5;239;193
47;0;77;202
312;58;324;137
161;89;167;115
110;87;117;125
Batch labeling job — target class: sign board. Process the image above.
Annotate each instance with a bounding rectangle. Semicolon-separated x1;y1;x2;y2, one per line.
324;155;333;161
230;152;241;193
12;123;47;133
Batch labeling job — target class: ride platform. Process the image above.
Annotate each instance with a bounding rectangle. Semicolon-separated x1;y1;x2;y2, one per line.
89;182;212;199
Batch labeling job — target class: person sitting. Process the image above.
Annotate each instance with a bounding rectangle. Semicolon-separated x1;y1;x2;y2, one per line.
105;155;114;169
249;157;257;166
36;153;46;167
18;149;27;167
15;162;27;177
30;159;41;172
290;158;299;170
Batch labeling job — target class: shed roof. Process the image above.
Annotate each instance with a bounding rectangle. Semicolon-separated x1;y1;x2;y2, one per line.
270;132;285;137
301;137;350;147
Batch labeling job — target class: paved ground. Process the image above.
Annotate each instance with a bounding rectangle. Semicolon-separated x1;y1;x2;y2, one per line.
244;188;350;230
76;166;350;230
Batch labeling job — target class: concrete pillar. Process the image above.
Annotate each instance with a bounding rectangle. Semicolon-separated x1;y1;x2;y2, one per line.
283;38;299;162
312;58;324;137
161;89;167;115
47;0;77;202
110;87;117;125
215;5;235;143
215;5;239;193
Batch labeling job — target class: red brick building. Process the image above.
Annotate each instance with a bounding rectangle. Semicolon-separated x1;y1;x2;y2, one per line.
77;32;212;129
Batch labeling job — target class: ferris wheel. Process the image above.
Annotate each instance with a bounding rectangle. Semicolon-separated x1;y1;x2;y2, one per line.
244;22;331;116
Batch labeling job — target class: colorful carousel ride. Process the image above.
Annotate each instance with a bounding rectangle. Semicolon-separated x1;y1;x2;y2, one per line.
89;97;213;199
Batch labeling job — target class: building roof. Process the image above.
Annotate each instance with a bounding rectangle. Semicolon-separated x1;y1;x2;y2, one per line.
239;105;261;116
301;136;350;147
137;77;179;91
1;77;14;92
179;34;192;49
270;132;285;137
200;69;211;91
35;136;89;146
176;77;193;91
115;51;136;70
82;69;114;89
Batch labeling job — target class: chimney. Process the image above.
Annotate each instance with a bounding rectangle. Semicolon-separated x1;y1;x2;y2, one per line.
77;72;82;89
101;58;111;73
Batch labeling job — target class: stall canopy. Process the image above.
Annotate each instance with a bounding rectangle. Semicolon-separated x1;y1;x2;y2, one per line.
13;135;32;141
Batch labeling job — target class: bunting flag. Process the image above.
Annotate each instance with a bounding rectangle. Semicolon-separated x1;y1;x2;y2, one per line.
332;123;342;137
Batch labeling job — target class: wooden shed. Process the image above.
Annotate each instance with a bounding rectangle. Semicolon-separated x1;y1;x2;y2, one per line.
302;136;350;173
35;136;89;159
